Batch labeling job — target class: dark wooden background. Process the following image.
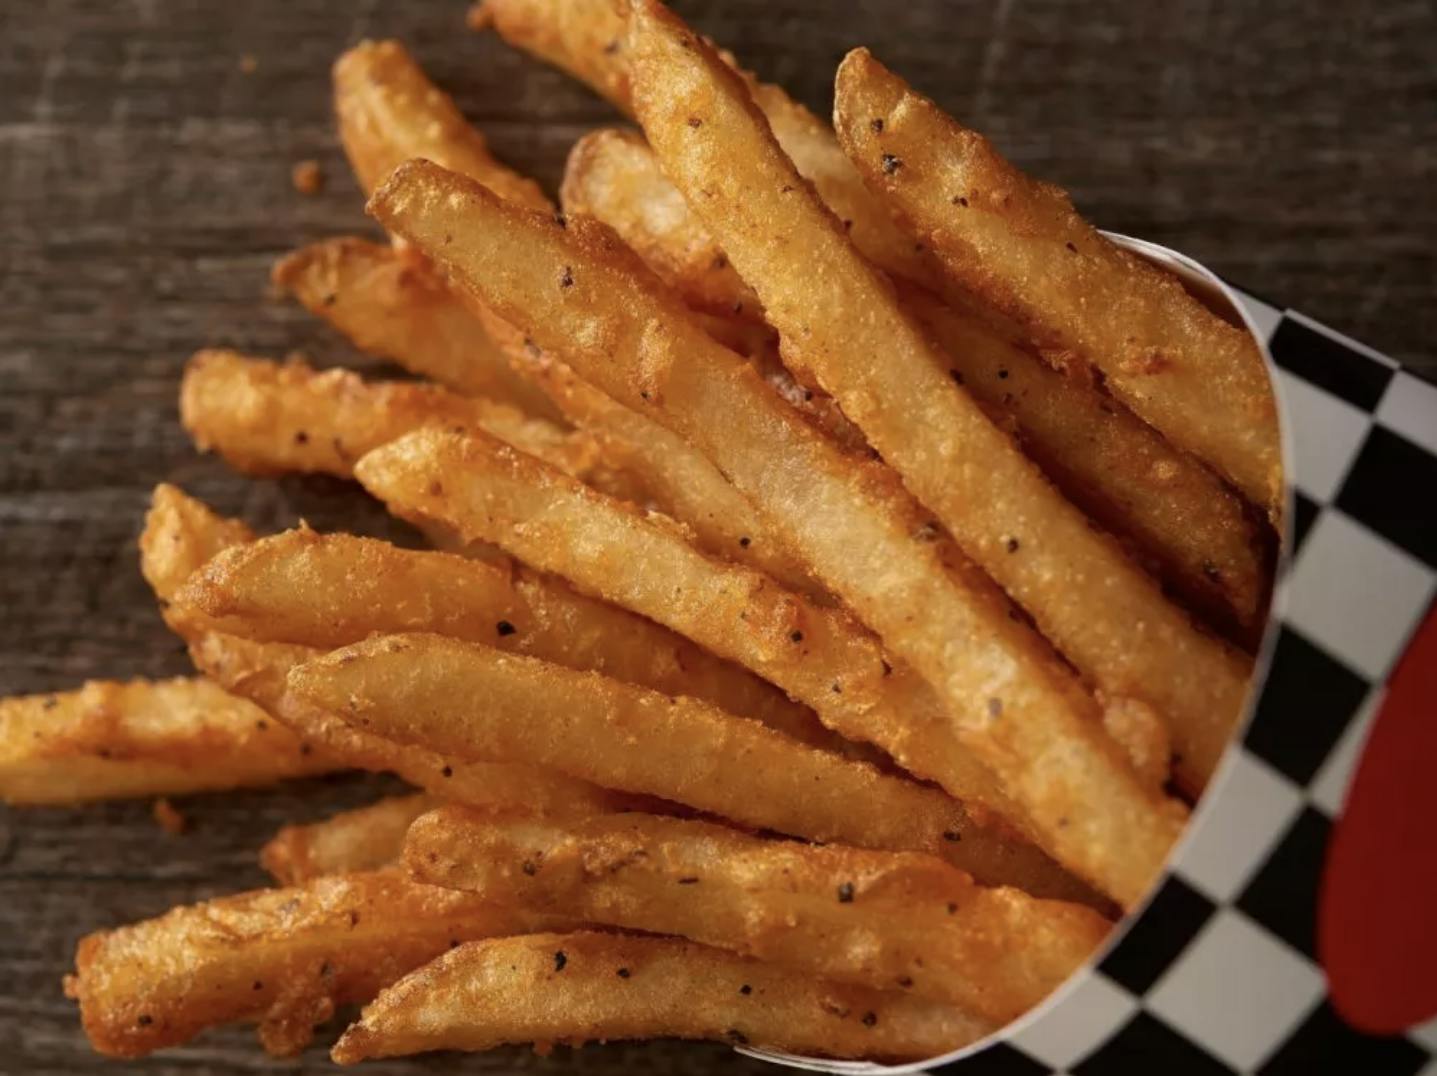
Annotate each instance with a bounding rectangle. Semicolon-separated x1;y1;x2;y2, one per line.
1;0;1433;1072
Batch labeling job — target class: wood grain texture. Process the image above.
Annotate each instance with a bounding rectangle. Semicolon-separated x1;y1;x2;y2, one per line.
0;0;1432;1072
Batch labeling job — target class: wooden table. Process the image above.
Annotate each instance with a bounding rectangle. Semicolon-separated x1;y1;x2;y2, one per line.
2;0;1431;1072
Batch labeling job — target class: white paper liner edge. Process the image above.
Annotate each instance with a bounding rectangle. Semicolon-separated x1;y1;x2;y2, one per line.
739;232;1301;1073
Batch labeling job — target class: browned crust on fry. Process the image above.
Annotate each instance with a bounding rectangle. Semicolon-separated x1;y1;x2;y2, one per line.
905;289;1273;645
334;38;551;210
833;47;1281;514
173;527;825;752
0;678;333;804
271;237;564;419
178;349;600;482
553;115;1268;640
139;483;254;606
332;930;987;1063
562;127;763;320
356;428;1044;834
626;0;1248;806
470;0;633;111
67;869;567;1058
288;632;1081;889
261;795;436;884
366;150;1182;907
480;316;829;598
477;0;926;282
407;805;1110;1021
185;628;647;819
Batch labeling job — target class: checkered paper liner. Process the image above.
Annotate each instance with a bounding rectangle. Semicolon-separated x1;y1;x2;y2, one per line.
740;239;1437;1076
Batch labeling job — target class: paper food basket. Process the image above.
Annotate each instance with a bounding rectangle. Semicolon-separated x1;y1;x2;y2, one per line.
744;236;1437;1075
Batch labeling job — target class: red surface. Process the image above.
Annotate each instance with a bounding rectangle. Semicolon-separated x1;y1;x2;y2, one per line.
1320;606;1437;1033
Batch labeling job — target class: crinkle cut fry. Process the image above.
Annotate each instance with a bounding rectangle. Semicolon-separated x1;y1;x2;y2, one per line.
366;158;1182;907
332;930;989;1064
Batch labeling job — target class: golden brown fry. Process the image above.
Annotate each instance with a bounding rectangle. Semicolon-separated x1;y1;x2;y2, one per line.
626;1;1250;801
142;486;644;817
0;678;333;805
409;806;1109;1023
139;483;254;606
180;349;601;482
557;127;1269;639
174;526;832;754
357;427;1031;831
833;49;1282;515
334;38;551;211
470;0;633;111
479;311;827;597
560;129;867;454
332;930;986;1064
271;237;563;420
289;633;1078;895
186;629;646;819
475;0;927;282
562;127;762;320
367;159;1181;905
262;794;437;885
65;869;569;1058
907;289;1272;644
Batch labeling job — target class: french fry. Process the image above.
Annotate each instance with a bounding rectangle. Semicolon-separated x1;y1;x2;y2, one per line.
472;0;929;282
65;869;570;1058
469;0;634;110
186;629;648;820
172;527;839;755
832;49;1282;515
562;127;762;320
334;38;551;212
179;349;603;483
262;794;437;885
367;159;1181;906
289;632;1091;898
625;0;1251;800
0;678;333;804
329;24;831;597
906;289;1272;643
139;483;253;606
271;237;564;420
559;130;869;455
356;427;1031;830
558;128;1270;639
408;805;1110;1023
332;930;987;1064
483;318;827;597
140;488;626;817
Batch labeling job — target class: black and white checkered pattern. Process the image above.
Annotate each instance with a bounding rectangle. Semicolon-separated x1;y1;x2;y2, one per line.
745;287;1437;1075
939;293;1437;1076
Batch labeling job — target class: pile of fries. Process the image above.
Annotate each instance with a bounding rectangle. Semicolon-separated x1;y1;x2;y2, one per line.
1;0;1282;1065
